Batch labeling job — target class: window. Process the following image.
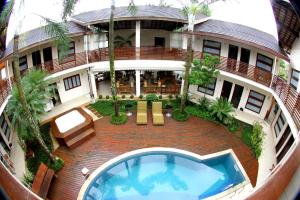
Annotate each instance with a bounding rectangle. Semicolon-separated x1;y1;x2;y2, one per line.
19;56;28;71
154;37;165;47
197;78;216;96
0;114;10;141
256;53;273;72
203;40;221;56
245;90;265;113
274;111;286;137
63;74;81;90
32;50;42;67
290;69;299;90
59;41;75;63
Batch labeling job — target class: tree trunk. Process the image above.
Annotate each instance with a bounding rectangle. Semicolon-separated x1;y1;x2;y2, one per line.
109;0;119;117
12;35;56;163
180;32;193;113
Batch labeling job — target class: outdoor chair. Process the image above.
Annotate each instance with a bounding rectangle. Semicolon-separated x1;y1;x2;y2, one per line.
152;102;164;125
136;101;147;125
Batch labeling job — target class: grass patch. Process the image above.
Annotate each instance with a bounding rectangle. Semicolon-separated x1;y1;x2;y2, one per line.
241;123;253;147
172;109;189;121
91;100;115;116
110;113;128;125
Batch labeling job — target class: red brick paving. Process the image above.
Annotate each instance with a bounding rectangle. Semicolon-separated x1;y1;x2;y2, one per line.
48;112;258;200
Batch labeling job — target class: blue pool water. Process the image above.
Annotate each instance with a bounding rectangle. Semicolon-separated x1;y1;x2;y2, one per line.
83;152;245;200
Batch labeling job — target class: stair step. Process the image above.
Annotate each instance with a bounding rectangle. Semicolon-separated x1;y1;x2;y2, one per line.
66;128;95;149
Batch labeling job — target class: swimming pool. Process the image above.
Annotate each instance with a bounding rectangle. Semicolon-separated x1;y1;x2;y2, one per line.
79;148;249;200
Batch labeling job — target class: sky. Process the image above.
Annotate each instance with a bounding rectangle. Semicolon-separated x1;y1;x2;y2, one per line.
5;0;278;45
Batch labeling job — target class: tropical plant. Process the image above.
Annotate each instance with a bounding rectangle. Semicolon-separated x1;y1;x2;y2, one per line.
179;0;212;114
0;1;62;164
172;109;189;121
189;54;220;86
210;97;234;125
6;70;53;143
114;33;135;47
250;122;265;158
146;94;158;105
197;96;211;111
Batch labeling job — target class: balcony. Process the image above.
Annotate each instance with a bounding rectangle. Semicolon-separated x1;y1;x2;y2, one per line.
271;76;300;129
0;80;11;106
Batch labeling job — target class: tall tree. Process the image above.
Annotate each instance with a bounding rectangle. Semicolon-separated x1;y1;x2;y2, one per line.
0;0;69;164
179;2;202;113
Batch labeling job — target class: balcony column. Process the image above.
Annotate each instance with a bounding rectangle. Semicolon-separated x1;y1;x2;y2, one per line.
135;70;141;96
5;60;12;90
135;21;141;59
84;34;90;64
180;79;184;95
89;71;97;100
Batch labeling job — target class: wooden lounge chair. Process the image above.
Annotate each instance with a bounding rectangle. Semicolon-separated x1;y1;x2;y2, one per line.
152;102;164;125
136;101;147;125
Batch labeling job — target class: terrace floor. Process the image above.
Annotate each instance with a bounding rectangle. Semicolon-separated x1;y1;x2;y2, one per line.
48;111;258;200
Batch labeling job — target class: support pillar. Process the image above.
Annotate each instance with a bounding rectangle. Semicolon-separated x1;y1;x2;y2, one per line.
136;70;140;96
89;72;97;99
180;79;184;95
135;21;141;59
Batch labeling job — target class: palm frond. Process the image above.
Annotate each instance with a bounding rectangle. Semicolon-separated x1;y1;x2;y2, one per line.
128;0;137;16
0;0;14;29
41;16;71;60
62;0;78;21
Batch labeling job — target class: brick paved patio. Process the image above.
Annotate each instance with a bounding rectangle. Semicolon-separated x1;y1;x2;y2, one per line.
48;112;258;200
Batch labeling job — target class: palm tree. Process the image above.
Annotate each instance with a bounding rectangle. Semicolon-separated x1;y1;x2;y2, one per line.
7;70;53;144
179;2;202;113
0;0;69;163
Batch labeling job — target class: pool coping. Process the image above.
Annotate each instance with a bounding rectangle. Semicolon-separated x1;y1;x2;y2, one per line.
77;147;251;200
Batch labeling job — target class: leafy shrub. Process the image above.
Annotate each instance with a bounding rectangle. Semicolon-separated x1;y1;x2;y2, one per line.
139;95;143;99
161;99;179;110
130;95;134;99
48;157;64;172
110;113;128;125
146;94;158;106
106;95;110;99
122;94;126;99
159;95;162;99
121;100;137;111
168;94;173;99
91;100;114;116
198;97;211;111
241;124;253;147
228;118;239;133
250;122;265;159
172;109;189;121
99;95;103;99
22;171;34;187
210;98;234;125
185;105;212;120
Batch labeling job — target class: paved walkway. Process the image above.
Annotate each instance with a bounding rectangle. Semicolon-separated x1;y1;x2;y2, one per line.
48;112;258;200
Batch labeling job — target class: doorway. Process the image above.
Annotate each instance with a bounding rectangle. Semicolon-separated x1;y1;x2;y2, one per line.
32;50;42;69
227;45;238;70
239;48;250;74
43;47;53;70
154;37;165;47
221;80;233;100
230;84;244;108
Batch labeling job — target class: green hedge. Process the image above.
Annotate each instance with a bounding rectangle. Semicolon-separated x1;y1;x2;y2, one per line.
172;109;189;121
110;113;128;125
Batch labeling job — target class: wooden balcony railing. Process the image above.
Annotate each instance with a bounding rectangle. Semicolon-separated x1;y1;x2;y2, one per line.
0;80;11;106
271;76;300;129
193;52;272;86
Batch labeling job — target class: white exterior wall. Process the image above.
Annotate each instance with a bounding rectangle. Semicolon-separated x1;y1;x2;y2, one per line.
289;36;300;71
87;33;107;50
189;74;272;119
55;69;90;103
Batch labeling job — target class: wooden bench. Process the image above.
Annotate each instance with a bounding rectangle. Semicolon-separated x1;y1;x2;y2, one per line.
32;163;56;199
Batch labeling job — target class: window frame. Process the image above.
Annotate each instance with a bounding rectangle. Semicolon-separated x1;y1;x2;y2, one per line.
255;53;273;72
197;78;217;96
19;55;28;72
290;69;299;90
202;39;221;56
59;41;76;64
63;74;81;91
245;90;266;113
